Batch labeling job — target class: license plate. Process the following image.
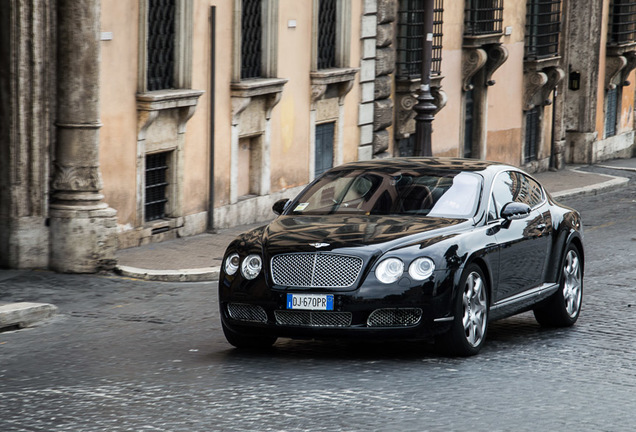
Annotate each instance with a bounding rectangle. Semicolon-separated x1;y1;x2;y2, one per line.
286;293;334;311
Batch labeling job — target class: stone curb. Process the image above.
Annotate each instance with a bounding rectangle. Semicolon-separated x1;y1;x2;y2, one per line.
551;169;630;199
0;302;58;330
115;167;631;283
116;265;220;283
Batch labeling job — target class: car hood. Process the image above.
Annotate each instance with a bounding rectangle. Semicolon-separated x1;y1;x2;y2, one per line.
260;215;470;254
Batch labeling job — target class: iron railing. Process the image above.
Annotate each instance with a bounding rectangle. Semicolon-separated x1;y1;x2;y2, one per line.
464;0;503;36
241;0;262;79
147;0;175;91
609;0;636;45
318;0;337;69
396;0;444;79
145;152;170;221
525;0;561;59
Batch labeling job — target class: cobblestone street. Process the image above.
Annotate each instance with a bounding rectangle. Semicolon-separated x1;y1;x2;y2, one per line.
1;172;636;431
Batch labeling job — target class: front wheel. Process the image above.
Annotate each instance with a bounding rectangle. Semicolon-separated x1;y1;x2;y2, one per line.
222;321;277;349
534;244;583;327
438;264;489;356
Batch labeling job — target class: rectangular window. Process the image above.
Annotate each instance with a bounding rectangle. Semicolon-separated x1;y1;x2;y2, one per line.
145;152;170;221
464;0;503;36
396;0;444;79
609;0;636;45
464;85;475;159
524;107;540;163
525;0;561;60
315;122;335;176
318;0;337;69
237;136;263;198
605;87;620;138
147;0;176;91
241;0;263;79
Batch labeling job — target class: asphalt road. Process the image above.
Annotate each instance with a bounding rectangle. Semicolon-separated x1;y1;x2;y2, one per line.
1;167;635;432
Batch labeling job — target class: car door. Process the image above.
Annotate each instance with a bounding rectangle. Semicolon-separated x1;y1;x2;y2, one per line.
490;171;551;302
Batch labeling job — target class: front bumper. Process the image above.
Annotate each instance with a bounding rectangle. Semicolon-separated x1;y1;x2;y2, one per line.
218;269;457;341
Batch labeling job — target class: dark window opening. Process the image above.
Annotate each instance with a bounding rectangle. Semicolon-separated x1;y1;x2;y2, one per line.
396;0;444;79
464;0;503;36
609;0;636;45
525;0;561;60
318;0;337;69
147;0;175;91
524;107;540;163
605;87;620;138
241;0;263;79
398;135;417;157
315;122;335;177
145;152;170;222
464;85;475;158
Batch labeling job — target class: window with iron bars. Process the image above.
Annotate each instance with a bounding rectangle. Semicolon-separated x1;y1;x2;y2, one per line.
241;0;263;79
145;152;170;222
396;0;444;80
609;0;636;45
524;107;540;163
605;86;620;138
464;0;503;36
147;0;175;91
525;0;561;60
318;0;337;69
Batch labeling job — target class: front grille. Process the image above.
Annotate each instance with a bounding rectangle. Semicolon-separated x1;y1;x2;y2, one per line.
271;253;363;288
227;303;268;323
367;308;423;327
274;310;352;327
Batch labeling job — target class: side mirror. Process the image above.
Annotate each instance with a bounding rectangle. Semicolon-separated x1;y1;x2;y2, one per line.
500;202;531;221
272;198;290;215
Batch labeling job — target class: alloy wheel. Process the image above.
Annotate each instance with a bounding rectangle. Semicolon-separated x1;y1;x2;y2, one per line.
462;271;487;347
562;249;582;318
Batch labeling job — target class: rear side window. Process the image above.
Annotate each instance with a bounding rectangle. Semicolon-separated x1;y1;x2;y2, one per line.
491;171;545;217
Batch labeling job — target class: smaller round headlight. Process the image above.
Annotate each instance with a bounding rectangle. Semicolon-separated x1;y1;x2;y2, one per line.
241;254;263;280
409;257;435;280
224;253;240;276
375;258;404;284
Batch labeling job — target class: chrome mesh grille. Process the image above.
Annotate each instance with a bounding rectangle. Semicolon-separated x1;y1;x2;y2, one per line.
274;310;352;327
367;308;423;327
271;253;363;288
227;303;268;323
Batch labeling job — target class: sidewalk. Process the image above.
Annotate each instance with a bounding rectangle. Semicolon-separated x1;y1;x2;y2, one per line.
115;159;636;283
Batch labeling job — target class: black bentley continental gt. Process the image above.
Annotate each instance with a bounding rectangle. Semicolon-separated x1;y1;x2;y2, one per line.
218;158;584;356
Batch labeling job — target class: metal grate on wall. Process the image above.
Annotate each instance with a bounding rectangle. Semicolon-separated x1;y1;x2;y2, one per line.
145;152;170;222
396;0;444;79
147;0;175;91
318;0;337;69
241;0;262;79
609;0;636;45
464;0;503;36
524;107;540;163
525;0;561;60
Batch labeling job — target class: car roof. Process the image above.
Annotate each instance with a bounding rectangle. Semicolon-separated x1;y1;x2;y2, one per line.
326;157;515;176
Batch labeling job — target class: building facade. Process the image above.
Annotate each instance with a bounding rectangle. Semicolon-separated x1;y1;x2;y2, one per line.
0;0;634;272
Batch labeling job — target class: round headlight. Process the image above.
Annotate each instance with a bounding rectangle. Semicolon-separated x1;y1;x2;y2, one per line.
241;254;263;280
224;253;240;276
375;258;404;284
408;257;435;280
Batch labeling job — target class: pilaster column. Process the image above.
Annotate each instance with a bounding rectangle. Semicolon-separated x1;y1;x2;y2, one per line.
50;0;117;273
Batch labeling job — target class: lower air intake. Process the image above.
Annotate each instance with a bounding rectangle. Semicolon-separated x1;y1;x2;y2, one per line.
274;310;352;327
367;308;423;327
227;303;268;323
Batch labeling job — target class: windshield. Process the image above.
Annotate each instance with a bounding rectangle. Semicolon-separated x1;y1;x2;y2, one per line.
288;168;482;218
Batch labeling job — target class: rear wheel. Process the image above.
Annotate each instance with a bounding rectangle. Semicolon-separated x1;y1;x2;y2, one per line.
222;321;277;349
534;244;583;327
438;264;489;356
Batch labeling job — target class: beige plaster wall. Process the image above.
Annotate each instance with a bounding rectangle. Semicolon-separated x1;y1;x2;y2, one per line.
99;1;140;227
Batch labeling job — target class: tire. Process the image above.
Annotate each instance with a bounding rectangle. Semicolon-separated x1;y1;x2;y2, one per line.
534;244;583;327
222;321;277;349
438;264;489;356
